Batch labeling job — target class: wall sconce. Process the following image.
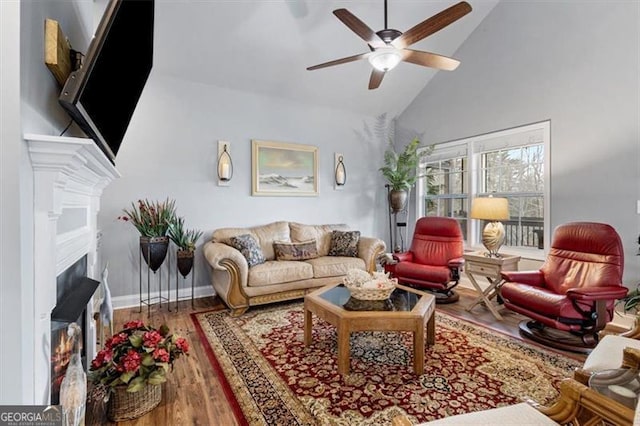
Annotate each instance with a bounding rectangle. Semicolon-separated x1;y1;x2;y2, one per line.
334;153;346;189
470;195;509;257
217;140;233;186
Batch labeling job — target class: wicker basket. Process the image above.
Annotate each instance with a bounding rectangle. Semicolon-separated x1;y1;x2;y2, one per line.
107;384;162;422
346;279;396;301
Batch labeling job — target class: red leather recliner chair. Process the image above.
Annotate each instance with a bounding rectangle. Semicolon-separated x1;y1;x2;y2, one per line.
500;222;628;354
390;217;465;303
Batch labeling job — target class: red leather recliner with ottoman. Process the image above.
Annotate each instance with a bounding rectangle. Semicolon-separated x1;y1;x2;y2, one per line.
500;222;628;354
391;217;465;303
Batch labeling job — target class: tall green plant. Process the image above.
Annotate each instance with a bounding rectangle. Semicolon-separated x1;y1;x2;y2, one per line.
379;138;431;191
618;285;640;316
119;198;176;238
168;217;203;252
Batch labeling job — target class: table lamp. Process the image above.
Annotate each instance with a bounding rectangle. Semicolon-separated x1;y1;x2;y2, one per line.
470;196;509;257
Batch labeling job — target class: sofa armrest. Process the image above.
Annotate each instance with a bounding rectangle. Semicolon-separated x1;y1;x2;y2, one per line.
537;378;635;425
358;236;386;272
203;241;250;315
203;241;248;273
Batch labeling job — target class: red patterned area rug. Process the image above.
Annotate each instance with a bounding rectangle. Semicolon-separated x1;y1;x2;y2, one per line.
191;302;582;425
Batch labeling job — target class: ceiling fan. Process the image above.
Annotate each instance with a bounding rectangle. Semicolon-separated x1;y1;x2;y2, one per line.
307;1;472;90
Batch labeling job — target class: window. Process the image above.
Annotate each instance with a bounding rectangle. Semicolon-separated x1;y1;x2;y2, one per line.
424;157;468;240
418;121;550;255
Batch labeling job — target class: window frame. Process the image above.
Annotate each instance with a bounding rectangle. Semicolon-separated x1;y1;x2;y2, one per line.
417;121;551;259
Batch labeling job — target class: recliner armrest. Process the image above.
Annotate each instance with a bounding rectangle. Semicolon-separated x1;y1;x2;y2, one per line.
448;257;465;268
392;252;413;263
566;286;629;301
501;270;545;286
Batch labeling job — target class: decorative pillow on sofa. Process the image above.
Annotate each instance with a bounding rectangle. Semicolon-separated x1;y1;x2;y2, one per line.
229;234;266;267
328;230;360;257
273;239;319;261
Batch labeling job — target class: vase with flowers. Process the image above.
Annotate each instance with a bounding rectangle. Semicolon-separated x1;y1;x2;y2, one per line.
119;199;176;272
89;320;189;421
167;217;203;277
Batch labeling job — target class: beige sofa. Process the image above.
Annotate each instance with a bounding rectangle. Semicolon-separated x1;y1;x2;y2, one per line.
203;221;386;316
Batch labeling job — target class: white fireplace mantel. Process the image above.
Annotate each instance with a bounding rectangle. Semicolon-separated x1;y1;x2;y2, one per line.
24;133;119;404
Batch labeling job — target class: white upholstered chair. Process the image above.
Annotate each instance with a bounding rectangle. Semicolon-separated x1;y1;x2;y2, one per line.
406;403;557;425
582;334;640;372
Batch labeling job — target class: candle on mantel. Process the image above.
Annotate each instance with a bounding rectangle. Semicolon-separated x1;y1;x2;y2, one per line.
220;163;230;180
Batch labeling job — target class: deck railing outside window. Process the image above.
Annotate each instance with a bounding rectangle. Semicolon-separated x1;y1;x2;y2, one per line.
502;218;544;249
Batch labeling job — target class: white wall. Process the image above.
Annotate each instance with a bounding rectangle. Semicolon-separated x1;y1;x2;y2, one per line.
398;1;640;285
98;74;389;301
1;0;27;405
0;0;94;404
20;0;93;134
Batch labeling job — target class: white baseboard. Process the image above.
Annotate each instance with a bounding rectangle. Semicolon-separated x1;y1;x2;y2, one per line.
111;285;215;310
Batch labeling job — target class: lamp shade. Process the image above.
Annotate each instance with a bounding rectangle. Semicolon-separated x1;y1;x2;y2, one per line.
368;48;402;72
470;197;509;221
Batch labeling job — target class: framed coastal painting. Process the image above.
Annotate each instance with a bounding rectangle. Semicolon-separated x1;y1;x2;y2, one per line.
251;140;318;196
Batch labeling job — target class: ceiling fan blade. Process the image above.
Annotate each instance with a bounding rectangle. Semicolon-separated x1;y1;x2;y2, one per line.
333;9;386;48
392;1;472;49
368;69;385;90
402;49;460;71
307;52;371;71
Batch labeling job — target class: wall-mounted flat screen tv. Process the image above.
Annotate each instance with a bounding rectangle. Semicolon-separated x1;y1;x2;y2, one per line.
59;0;154;164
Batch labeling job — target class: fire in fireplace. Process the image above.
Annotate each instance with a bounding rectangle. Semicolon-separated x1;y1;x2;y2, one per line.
50;255;99;405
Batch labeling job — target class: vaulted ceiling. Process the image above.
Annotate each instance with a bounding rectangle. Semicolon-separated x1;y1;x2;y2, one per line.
151;1;499;116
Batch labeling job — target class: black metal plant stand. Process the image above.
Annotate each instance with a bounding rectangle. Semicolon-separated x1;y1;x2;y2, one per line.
386;185;411;253
174;251;195;311
139;244;170;317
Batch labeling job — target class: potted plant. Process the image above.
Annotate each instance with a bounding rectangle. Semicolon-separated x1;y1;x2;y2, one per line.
119;199;176;272
168;217;203;277
620;288;640;312
89;320;189;421
379;138;432;212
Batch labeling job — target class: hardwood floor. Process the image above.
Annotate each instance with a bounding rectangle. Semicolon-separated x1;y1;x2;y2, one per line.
87;287;586;425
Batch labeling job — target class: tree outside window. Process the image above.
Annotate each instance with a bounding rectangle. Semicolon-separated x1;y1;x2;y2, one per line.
478;144;544;249
418;121;549;253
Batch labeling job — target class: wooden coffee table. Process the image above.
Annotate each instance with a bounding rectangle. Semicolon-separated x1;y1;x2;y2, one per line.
304;282;436;375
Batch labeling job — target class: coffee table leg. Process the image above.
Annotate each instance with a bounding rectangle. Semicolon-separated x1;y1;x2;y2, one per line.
337;323;350;375
426;311;435;346
413;321;425;375
304;307;312;347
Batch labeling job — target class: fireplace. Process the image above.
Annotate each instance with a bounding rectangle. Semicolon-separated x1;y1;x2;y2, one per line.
23;133;119;404
50;255;99;404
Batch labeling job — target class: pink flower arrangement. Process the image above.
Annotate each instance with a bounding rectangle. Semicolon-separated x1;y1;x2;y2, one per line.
89;321;189;393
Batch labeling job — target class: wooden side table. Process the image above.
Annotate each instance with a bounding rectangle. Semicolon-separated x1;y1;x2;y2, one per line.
464;252;521;320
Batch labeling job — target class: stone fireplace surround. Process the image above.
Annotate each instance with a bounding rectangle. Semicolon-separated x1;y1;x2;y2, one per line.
24;134;119;404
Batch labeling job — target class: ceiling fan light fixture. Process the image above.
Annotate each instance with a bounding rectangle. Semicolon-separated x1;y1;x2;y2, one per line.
368;47;402;72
